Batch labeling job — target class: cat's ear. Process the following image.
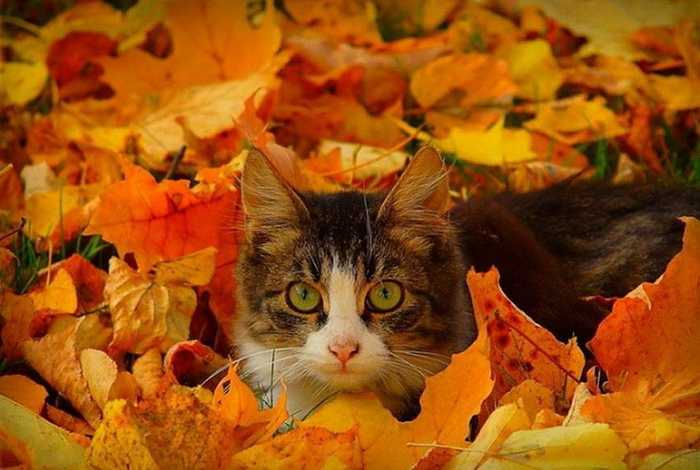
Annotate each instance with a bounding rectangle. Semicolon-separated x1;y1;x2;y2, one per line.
240;149;308;231
378;146;449;219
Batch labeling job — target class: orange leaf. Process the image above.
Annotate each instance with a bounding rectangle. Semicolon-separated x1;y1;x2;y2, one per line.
29;268;77;314
86;386;245;469
212;366;289;446
163;340;228;388
0;375;48;415
0;292;35;361
232;427;361;469
410;53;516;109
583;217;700;454
467;268;585;410
40;254;107;314
298;326;492;468
21;318;103;428
98;0;281;100
85;158;239;273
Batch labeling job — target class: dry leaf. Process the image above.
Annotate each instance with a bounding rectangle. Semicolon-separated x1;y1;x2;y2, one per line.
467;268;585;408
583;217;700;455
0;374;48;415
0;395;85;469
104;256;200;355
21;318;103;428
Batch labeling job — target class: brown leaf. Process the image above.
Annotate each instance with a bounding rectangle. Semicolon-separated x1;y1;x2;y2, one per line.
467;268;585;411
21;318;103;428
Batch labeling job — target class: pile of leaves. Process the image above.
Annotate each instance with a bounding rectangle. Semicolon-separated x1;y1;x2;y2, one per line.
1;0;699;467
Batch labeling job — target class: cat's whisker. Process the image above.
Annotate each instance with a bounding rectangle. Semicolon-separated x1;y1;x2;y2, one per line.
234;347;300;363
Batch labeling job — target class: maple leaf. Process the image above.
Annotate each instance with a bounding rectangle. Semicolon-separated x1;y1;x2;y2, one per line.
525;0;698;60
84;158;238;272
277;326;493;469
467;268;585;410
98;0;281;100
523;94;628;145
104;248;216;355
410;53;516;110
582;217;700;455
495;39;565;101
212;366;289;447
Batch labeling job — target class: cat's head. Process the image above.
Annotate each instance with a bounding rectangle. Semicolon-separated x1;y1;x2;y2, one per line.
233;147;475;419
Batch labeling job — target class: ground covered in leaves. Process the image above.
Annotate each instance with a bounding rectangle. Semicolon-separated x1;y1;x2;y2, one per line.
1;0;700;468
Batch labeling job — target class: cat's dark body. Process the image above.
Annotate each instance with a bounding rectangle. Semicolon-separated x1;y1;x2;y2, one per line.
235;147;700;420
453;183;700;345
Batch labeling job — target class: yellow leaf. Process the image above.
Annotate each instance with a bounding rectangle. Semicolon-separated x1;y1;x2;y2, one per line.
80;349;118;411
0;62;48;106
478;423;628;469
104;257;197;355
135;60;285;160
153;246;217;286
445;403;532;469
85;399;158;469
441;119;535;165
524;95;628;144
496;39;565;101
0;395;85;469
21;318;103;428
231;427;361;469
29;268;77;313
523;0;699;60
649;75;700;111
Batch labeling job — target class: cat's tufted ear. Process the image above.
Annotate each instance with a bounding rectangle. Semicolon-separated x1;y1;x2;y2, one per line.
240;149;308;233
378;146;450;219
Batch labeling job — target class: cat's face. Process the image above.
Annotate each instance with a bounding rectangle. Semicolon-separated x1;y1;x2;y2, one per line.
234;148;475;419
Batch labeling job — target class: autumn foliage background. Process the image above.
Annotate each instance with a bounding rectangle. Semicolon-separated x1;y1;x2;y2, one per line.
1;0;700;468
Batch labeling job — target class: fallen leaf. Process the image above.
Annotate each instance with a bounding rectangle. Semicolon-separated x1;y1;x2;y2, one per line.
84;157;239;273
80;348;118;411
523;0;699;60
478;422;628;468
104;256;200;355
28;268;77;313
98;0;281;100
231;427;361;469
410;53;516;110
583;217;700;455
0;374;47;415
467;268;585;409
87;386;245;469
496;39;565;101
212;365;289;447
21;318;103;428
0;395;85;469
523;94;628;144
0;62;48;106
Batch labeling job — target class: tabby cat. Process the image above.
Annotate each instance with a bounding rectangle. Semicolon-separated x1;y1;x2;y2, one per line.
233;147;700;420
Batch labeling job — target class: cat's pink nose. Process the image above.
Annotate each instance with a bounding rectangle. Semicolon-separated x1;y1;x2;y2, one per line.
329;342;359;368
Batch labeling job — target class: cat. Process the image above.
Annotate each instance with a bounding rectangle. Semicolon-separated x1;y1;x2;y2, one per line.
233;146;700;420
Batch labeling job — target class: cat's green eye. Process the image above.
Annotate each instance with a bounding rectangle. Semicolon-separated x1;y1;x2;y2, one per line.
286;282;322;313
366;281;404;312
